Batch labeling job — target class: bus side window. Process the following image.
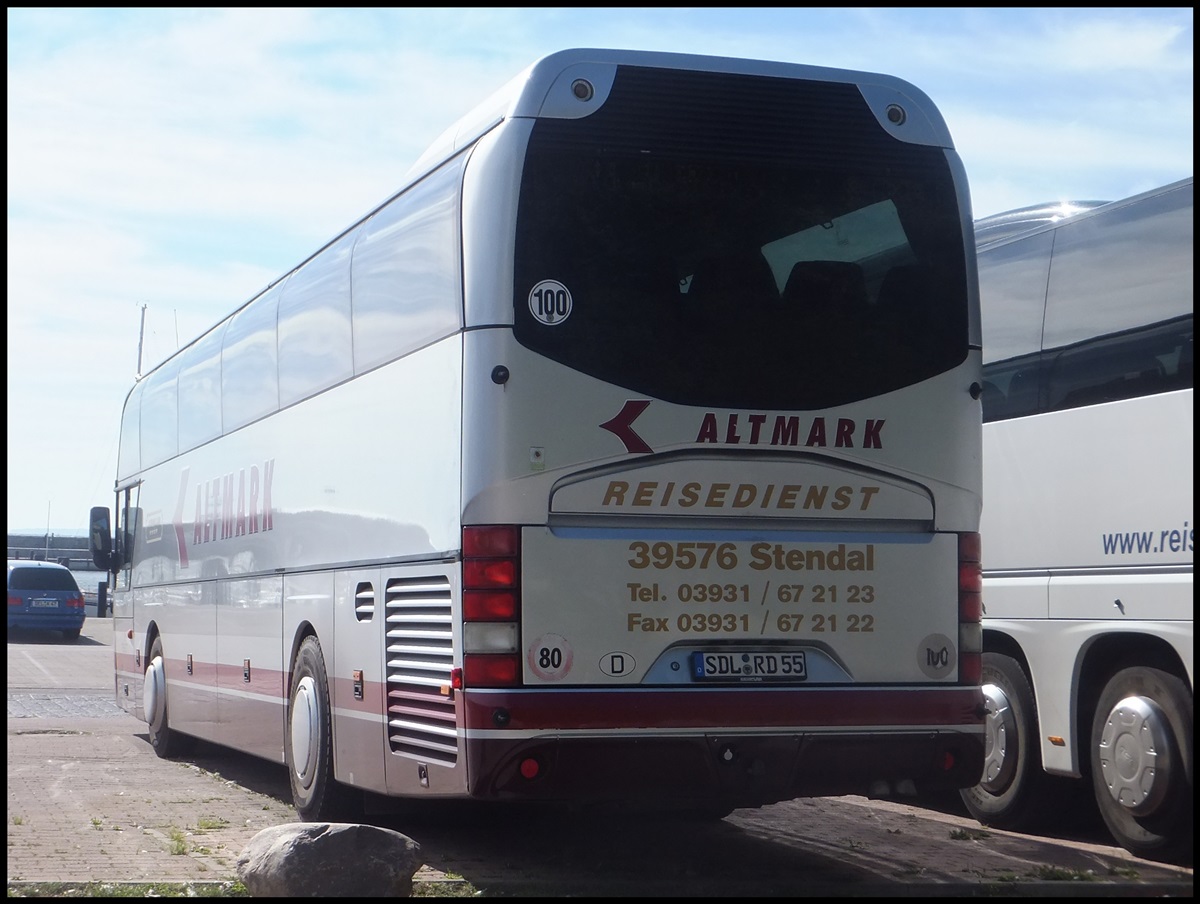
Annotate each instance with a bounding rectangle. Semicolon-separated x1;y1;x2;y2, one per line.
980;380;1005;420
1005;368;1042;417
1050;348;1166;410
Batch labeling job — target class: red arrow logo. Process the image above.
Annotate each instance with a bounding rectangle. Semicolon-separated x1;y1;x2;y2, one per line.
600;400;653;453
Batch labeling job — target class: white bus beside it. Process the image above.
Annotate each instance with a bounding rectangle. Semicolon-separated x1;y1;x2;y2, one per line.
90;48;987;823
963;177;1193;863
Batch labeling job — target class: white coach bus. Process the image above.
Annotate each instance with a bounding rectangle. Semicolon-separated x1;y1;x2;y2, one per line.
961;177;1193;862
90;48;986;822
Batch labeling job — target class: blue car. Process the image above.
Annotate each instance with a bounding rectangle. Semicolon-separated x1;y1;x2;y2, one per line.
7;559;87;641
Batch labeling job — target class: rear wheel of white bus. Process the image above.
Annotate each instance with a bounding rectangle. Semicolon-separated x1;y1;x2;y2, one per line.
1090;666;1193;864
959;652;1069;830
286;635;361;822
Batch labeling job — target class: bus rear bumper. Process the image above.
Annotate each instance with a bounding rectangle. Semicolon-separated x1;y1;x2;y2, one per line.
466;729;985;807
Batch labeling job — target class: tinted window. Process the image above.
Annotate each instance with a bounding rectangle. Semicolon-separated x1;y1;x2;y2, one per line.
117;381;143;480
1043;183;1192;349
978;231;1052;366
278;233;354;406
352;157;464;375
178;325;226;449
222;289;280;431
982;318;1193;423
139;357;181;468
1045;316;1192;411
513;65;969;410
9;567;80;592
980;180;1193;423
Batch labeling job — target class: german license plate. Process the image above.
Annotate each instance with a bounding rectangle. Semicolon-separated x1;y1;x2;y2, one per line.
690;650;807;682
31;599;59;608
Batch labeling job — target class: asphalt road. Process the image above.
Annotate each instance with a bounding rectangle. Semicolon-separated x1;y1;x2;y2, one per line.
7;618;1194;896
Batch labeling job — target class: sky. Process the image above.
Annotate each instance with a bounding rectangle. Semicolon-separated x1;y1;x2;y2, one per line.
6;7;1194;533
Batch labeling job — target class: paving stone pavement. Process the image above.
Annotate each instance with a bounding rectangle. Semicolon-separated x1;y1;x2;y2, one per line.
6;620;448;888
8;689;127;720
7;713;295;884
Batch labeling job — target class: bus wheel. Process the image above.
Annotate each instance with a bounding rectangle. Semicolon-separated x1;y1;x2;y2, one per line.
1090;667;1193;863
286;635;360;822
144;635;193;757
959;652;1056;830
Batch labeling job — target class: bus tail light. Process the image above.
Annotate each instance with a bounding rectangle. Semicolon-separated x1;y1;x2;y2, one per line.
462;526;521;688
463;653;521;687
958;532;983;686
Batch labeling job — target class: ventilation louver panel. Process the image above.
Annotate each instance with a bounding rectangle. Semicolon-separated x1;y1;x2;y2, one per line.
354;582;375;622
384;575;458;764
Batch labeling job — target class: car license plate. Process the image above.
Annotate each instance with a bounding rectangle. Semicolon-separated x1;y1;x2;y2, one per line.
690;650;807;682
31;599;59;608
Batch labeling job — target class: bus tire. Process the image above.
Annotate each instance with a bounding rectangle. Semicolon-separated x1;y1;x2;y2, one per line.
286;635;360;822
959;652;1059;830
1090;666;1193;864
145;635;194;757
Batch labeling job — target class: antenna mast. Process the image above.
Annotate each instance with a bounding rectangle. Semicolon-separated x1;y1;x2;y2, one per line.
136;303;147;378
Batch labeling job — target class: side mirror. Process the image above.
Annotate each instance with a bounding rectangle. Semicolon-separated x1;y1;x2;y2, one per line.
89;506;115;572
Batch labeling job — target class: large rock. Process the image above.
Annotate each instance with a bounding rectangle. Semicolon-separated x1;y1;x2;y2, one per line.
237;822;423;897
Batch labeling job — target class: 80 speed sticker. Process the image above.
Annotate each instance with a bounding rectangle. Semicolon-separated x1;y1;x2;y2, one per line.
528;632;574;681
